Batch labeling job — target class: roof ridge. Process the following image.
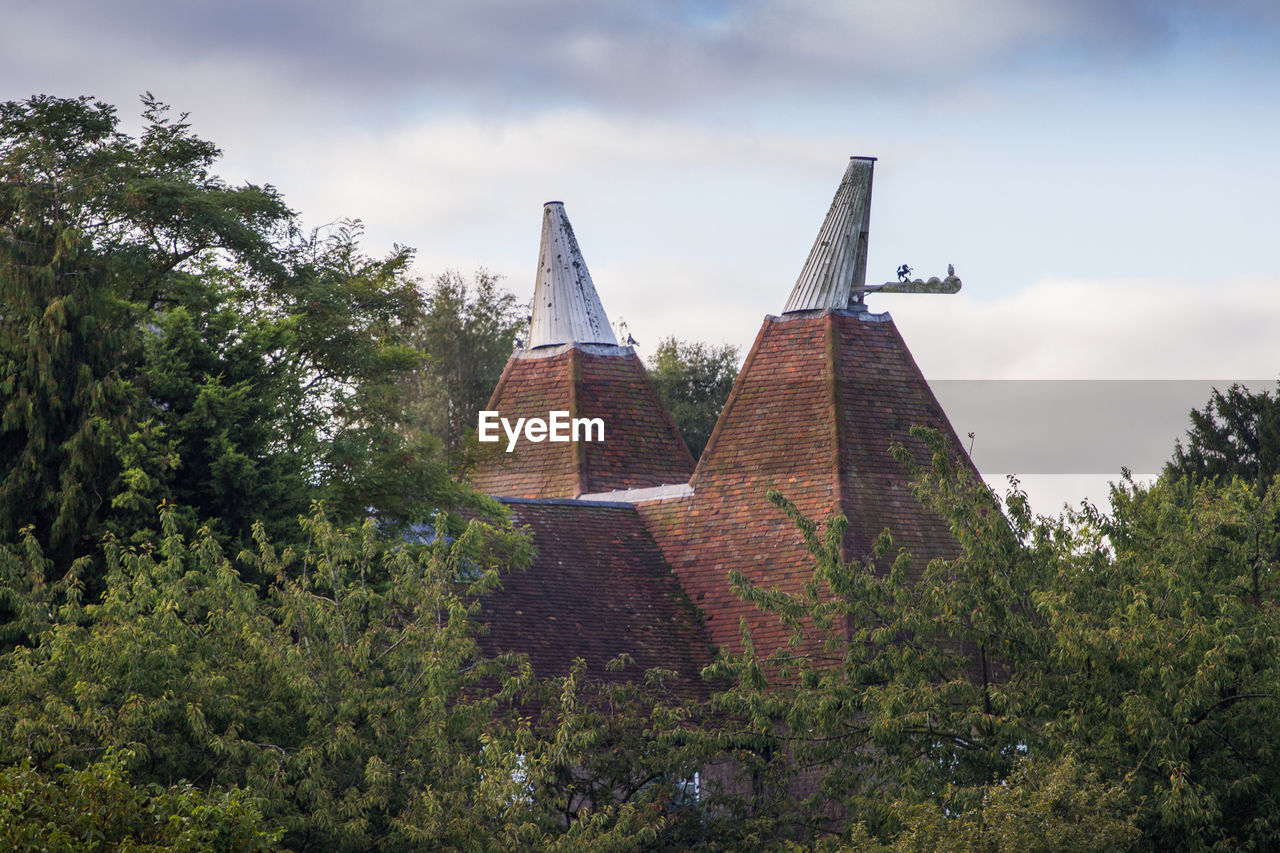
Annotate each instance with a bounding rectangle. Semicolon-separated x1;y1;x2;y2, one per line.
497;496;644;508
691;315;775;488
568;347;588;497
824;311;853;561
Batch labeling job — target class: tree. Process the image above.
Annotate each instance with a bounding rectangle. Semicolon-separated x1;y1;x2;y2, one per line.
0;93;272;566
1;94;467;574
0;504;737;851
832;754;1138;853
646;337;739;460
0;504;543;851
1167;380;1280;490
706;428;1280;850
0;752;280;852
704;438;1048;843
1068;474;1280;850
405;270;525;467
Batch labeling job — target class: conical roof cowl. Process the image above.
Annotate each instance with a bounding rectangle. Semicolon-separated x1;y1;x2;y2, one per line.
529;202;618;348
470;201;694;498
783;157;875;313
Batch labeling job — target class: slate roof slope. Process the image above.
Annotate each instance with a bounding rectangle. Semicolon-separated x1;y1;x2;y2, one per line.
476;498;716;697
639;307;974;656
469;346;695;499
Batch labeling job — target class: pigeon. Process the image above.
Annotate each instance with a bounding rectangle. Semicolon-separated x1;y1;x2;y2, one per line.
625;333;639;348
947;264;955;277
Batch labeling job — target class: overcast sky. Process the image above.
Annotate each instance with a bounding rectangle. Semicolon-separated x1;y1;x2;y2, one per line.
5;0;1279;511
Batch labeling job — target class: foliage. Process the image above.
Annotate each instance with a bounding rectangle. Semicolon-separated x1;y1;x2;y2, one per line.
1167;380;1280;490
0;504;536;851
822;754;1137;852
708;427;1280;851
520;659;722;851
705;436;1043;840
0;751;280;852
1061;474;1280;850
405;269;526;467
646;337;739;460
0;93;464;577
0;503;736;850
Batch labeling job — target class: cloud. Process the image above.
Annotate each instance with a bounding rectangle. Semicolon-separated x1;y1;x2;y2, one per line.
6;0;1275;123
221;108;847;271
886;276;1280;380
880;273;1280;512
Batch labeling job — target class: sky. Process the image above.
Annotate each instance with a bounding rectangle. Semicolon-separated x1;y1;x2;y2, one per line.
5;0;1279;512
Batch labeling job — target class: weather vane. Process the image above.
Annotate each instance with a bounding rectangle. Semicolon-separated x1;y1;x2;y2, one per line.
850;263;961;306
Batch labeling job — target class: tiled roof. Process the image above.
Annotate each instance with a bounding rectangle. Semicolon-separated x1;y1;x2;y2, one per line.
469;347;696;499
476;498;716;696
640;308;973;656
829;311;967;565
469;170;978;687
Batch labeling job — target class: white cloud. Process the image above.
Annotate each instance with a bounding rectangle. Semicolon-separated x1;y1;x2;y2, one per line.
880;277;1280;513
886;277;1280;380
222;110;847;277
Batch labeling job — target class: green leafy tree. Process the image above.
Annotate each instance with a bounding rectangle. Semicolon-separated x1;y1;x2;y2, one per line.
705;440;1047;842
0;752;281;852
646;337;739;460
1058;475;1280;850
1;94;466;574
405;269;525;466
0;94;242;566
0;505;543;851
509;657;721;851
0;504;735;851
708;428;1280;850
827;754;1138;852
286;223;472;535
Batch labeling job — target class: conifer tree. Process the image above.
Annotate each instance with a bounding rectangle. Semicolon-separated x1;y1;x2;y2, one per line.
1168;380;1280;490
0;97;143;566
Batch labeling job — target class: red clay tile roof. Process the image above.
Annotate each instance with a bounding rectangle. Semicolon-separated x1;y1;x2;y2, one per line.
639;309;974;656
829;311;970;565
469;347;695;499
476;497;716;697
472;308;977;678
